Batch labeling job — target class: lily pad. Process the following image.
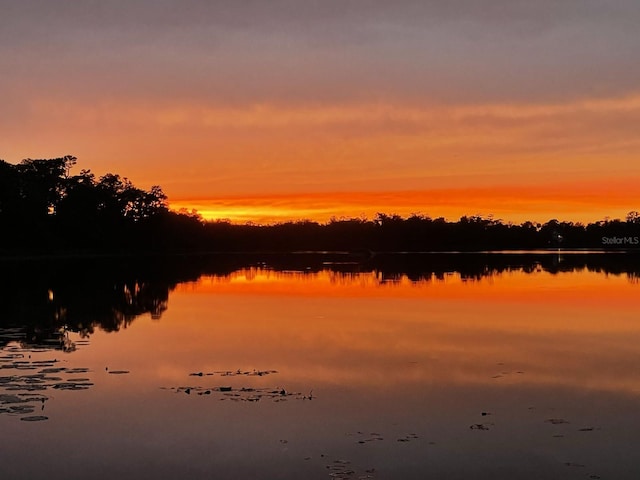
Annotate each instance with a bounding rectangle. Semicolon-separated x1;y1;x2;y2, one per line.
66;368;90;374
11;405;35;414
0;394;25;404
470;423;490;430
39;368;67;374
546;418;570;425
20;415;48;422
53;382;92;390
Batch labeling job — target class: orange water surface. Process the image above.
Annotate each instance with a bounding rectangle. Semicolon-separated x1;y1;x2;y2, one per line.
2;263;639;479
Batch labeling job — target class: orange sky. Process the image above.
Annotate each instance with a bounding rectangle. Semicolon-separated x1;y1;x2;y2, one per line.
2;2;640;224
171;179;640;224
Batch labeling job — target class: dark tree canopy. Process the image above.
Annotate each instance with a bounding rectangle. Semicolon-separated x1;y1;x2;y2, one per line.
0;156;187;252
1;155;639;254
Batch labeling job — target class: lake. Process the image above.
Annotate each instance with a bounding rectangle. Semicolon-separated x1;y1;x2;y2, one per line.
1;252;639;479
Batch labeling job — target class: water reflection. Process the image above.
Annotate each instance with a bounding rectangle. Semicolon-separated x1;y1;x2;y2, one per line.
1;253;640;479
0;265;173;348
1;252;639;345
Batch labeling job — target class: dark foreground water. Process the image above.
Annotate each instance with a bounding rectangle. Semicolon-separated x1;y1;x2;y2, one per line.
1;252;639;479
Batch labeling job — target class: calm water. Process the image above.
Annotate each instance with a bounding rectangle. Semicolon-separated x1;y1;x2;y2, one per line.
1;253;640;479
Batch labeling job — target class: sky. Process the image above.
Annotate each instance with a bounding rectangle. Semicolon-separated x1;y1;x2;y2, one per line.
2;0;640;224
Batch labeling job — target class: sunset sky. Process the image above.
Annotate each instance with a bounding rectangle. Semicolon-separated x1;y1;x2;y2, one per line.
2;1;640;224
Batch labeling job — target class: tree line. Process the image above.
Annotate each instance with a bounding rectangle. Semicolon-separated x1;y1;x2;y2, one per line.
0;156;203;252
1;156;640;253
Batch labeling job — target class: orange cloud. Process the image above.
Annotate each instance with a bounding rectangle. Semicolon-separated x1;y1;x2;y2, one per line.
5;92;640;221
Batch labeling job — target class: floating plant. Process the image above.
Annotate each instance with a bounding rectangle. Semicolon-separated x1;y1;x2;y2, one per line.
0;354;93;421
168;385;307;402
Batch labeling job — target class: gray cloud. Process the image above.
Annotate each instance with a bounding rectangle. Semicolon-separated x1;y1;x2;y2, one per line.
1;0;640;106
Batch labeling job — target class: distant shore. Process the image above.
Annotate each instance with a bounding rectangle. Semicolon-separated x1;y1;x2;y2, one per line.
3;157;640;255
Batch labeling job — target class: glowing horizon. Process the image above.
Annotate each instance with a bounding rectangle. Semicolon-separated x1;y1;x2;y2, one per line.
170;180;640;225
3;2;640;224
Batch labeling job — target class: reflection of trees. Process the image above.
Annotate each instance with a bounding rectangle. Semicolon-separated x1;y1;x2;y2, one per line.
51;279;169;334
1;252;639;350
236;251;640;285
0;258;178;350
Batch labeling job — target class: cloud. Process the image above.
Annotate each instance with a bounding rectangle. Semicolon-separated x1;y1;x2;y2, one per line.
2;0;640;223
2;0;640;105
3;88;640;201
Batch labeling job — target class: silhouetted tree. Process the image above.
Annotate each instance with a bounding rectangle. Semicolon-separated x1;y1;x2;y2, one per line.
2;155;640;254
627;211;640;224
0;156;175;251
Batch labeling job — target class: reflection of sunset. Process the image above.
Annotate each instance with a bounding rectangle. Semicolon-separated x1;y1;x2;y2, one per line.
178;267;637;312
7;262;639;478
85;267;640;397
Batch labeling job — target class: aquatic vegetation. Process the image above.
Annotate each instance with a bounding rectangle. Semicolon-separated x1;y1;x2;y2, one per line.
169;385;305;402
164;369;309;402
0;352;92;421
